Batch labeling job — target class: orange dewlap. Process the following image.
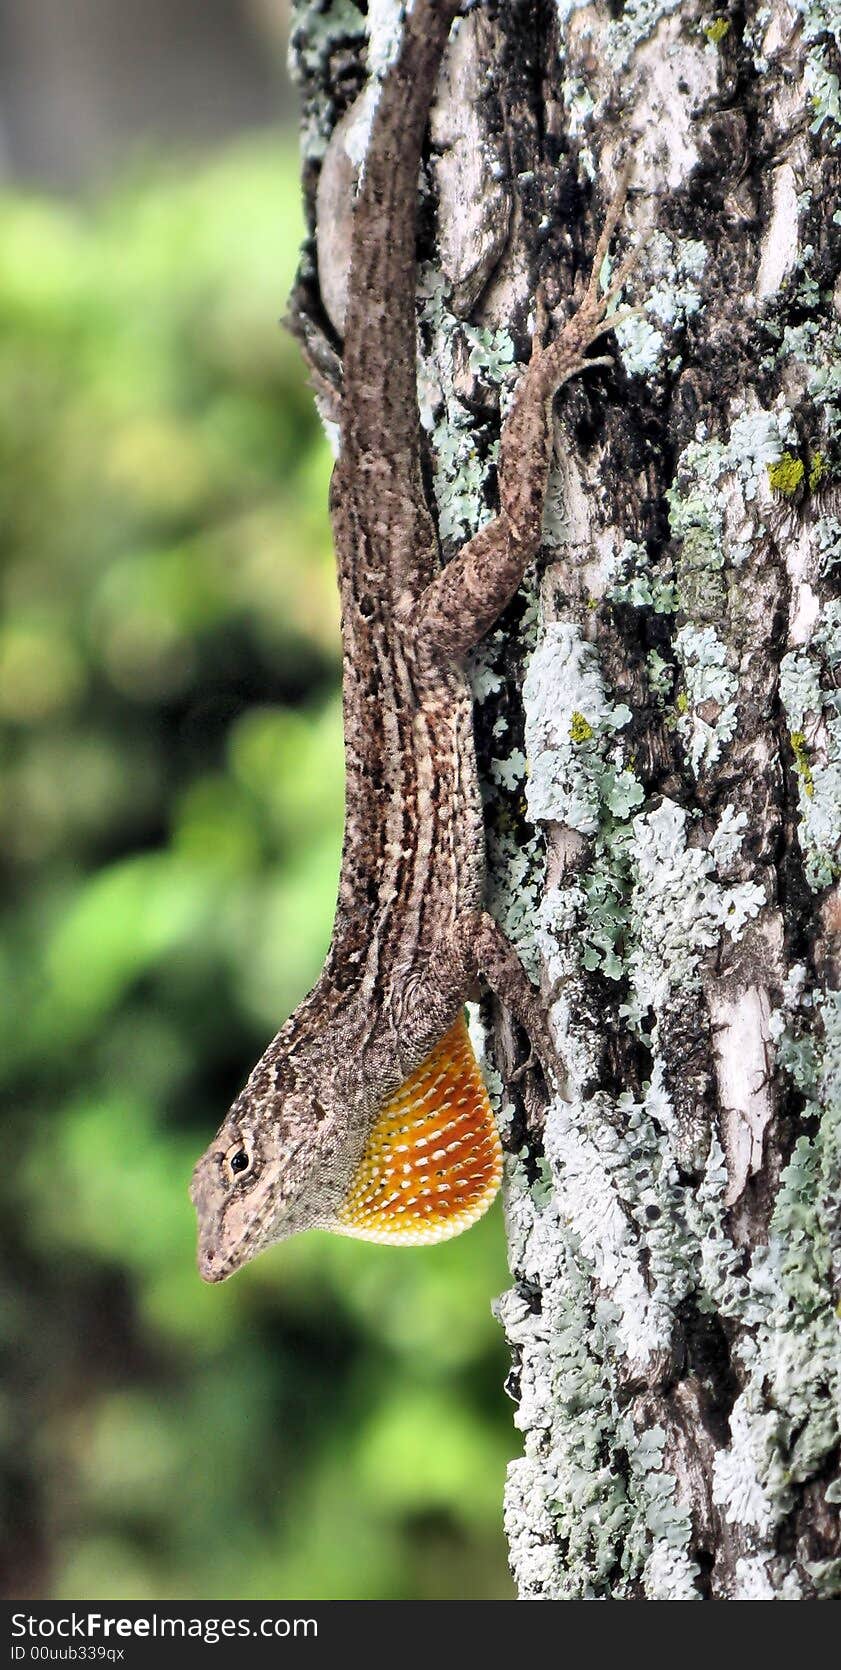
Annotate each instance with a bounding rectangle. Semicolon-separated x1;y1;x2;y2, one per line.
335;1013;503;1245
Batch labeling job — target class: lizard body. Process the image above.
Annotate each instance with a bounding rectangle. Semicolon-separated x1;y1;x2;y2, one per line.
191;0;632;1281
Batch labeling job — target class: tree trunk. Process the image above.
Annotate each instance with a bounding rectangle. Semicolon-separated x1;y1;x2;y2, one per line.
291;0;840;1599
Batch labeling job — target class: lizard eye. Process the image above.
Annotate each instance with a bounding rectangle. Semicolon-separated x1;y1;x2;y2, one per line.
226;1145;251;1180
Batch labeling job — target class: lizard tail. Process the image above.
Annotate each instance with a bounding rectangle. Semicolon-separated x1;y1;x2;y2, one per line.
339;0;461;463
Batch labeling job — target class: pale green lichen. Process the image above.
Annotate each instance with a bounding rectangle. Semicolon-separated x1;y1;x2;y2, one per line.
544;1079;694;1363
290;0;367;160
669;410;787;525
506;600;835;1594
416;267;517;543
592;0;685;72
489;748;527;791
464;319;517;387
524;626;759;1006
291;0;365;74
787;2;841;145
621;801;764;1031
501;936;714;1594
761;255;841;446
666;406;801;619
487;819;545;984
673;623;738;773
744;3;773;74
780;604;841;888
523;624;646;984
815;515;841;574
500;1085;703;1596
607;538;677;614
646;648;674;703
523;624;635;839
711;1394;790;1534
696;981;841;1569
614;234;708;378
807;53;841;142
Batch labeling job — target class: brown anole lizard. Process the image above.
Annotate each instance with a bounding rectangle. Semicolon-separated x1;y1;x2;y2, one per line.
191;0;635;1281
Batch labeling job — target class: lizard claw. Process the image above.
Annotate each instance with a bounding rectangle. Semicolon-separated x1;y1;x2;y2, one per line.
529;164;642;396
510;1049;536;1086
510;1032;569;1100
584;157;637;307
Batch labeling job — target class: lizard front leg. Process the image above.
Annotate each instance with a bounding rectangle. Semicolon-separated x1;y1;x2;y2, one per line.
400;911;570;1100
413;177;636;659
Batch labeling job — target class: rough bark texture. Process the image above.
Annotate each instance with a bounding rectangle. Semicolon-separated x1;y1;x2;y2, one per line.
291;0;840;1600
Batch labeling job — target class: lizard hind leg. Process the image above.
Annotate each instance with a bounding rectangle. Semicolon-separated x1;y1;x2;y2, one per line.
524;164;640;411
412;169;640;662
333;1013;502;1245
452;910;570;1101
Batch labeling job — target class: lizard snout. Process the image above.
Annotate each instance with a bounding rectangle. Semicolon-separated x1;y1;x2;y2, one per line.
190;1156;229;1283
197;1241;227;1284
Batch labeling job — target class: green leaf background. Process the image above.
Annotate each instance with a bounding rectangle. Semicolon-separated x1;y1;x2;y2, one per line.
0;138;513;1600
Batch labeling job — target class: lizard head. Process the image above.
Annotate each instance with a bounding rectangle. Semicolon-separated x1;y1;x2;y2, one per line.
190;1039;351;1283
192;1012;504;1276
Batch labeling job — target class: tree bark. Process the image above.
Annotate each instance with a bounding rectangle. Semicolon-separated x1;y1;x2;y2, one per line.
291;0;840;1599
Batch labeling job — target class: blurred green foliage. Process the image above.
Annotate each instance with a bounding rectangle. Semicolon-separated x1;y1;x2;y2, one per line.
0;138;513;1600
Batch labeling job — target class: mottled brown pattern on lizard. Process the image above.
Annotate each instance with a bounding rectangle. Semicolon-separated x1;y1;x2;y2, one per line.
190;0;633;1281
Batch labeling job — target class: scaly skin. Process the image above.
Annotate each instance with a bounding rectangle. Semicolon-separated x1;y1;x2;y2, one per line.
190;0;633;1282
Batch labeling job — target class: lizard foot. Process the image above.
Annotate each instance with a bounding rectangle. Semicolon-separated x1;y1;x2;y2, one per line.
532;162;641;395
452;911;570;1101
509;1046;540;1087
